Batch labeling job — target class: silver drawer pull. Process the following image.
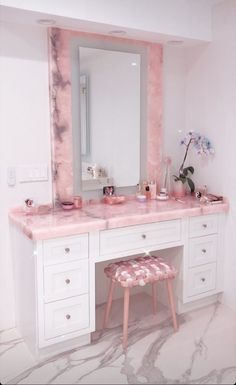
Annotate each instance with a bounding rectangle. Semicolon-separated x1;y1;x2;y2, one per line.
65;247;70;254
66;314;71;320
142;234;146;239
202;224;207;228
201;277;206;282
202;249;207;253
65;278;71;285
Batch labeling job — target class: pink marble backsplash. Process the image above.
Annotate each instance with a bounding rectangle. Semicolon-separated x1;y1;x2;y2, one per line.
48;28;163;205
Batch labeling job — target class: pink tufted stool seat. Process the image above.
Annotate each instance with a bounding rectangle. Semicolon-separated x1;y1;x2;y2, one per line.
103;255;178;349
104;255;177;288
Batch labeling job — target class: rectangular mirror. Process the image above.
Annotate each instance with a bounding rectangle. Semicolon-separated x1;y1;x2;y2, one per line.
71;42;142;193
78;47;140;191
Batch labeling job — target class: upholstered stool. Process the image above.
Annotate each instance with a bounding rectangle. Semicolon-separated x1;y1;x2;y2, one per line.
103;255;178;348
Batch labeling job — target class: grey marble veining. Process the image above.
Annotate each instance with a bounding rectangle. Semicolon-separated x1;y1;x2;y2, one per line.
1;294;236;385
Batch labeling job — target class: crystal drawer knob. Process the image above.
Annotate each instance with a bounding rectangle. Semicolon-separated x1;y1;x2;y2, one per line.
65;278;71;285
202;249;207;253
202;224;207;228
201;277;206;283
65;247;70;253
66;314;71;320
142;234;146;239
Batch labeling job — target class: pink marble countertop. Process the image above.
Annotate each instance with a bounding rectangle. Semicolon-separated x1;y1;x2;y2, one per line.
9;197;229;241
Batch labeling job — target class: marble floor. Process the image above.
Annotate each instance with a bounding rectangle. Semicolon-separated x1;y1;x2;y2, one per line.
1;293;236;384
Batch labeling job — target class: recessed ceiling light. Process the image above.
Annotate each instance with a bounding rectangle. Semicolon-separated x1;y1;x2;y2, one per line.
167;40;184;46
131;62;137;66
108;30;127;36
37;19;56;26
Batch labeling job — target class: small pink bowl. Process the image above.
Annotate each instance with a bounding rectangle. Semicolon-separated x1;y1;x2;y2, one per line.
61;201;74;210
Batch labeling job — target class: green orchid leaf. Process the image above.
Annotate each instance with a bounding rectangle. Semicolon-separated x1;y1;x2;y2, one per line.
187;177;195;193
179;176;186;184
182;168;188;176
187;166;194;174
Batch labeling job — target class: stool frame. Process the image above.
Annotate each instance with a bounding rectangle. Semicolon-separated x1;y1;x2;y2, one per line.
103;277;178;349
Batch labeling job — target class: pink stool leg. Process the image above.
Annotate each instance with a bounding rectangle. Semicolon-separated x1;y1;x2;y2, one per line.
103;279;115;329
152;282;157;315
123;287;130;349
166;279;178;332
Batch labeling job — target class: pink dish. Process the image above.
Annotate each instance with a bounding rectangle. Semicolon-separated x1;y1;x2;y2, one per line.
61;201;74;210
103;196;126;205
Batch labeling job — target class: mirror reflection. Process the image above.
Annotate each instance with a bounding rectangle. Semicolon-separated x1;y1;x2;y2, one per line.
78;47;141;191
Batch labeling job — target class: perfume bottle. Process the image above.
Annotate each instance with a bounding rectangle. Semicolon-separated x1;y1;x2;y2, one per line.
149;180;156;199
145;185;151;200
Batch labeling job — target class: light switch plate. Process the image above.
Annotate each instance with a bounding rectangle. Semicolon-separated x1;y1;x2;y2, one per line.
18;164;48;183
7;167;16;186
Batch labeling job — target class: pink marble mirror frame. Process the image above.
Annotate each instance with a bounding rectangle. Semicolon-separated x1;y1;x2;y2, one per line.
48;28;163;204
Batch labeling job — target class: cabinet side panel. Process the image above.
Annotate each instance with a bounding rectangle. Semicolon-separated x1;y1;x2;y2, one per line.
11;225;37;354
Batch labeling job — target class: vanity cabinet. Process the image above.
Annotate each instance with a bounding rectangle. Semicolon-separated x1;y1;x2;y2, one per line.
39;235;91;346
184;214;224;303
99;219;181;257
11;210;226;358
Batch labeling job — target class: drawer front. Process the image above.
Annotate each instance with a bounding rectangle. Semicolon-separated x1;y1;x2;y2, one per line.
44;260;89;302
189;235;217;267
43;234;88;265
187;263;216;297
44;295;89;340
100;220;181;255
189;215;218;238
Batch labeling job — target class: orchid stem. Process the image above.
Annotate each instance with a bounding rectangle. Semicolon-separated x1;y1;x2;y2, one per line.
179;138;193;174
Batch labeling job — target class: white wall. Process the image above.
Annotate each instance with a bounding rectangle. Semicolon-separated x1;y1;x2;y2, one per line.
0;22;52;330
0;0;215;42
164;0;236;309
184;0;236;309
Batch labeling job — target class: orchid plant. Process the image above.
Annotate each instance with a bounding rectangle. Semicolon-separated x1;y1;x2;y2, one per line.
173;131;214;193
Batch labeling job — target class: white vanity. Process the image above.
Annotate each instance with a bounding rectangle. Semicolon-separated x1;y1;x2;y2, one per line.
10;198;228;358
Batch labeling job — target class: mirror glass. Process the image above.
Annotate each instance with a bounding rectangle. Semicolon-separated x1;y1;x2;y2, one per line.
74;46;141;191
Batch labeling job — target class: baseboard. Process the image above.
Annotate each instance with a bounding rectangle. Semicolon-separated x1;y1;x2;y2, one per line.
177;293;222;314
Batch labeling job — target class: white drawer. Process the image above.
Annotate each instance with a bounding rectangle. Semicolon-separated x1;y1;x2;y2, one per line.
189;235;217;267
187;263;216;297
100;220;181;255
44;260;89;302
44;294;89;340
189;215;218;238
43;234;88;265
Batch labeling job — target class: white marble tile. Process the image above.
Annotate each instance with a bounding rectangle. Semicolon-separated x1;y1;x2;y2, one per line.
1;295;236;385
0;329;35;384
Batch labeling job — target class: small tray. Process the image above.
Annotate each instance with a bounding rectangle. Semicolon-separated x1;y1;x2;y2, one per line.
103;196;126;205
61;202;74;210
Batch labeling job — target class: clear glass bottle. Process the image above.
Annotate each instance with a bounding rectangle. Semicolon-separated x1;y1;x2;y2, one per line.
149;180;157;199
162;157;172;197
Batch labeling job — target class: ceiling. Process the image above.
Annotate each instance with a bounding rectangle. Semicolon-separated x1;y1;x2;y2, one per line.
0;0;225;46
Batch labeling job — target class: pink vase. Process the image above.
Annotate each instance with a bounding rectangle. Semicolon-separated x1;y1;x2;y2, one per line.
173;181;186;198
